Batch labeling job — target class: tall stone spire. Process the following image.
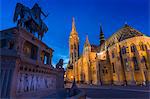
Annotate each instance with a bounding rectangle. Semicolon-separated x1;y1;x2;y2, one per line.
100;25;105;46
69;17;79;66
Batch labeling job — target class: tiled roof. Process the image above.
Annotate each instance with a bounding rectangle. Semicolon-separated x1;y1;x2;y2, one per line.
106;24;144;47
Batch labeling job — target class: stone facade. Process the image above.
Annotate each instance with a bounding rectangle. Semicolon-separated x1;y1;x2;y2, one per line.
0;27;64;98
65;19;150;86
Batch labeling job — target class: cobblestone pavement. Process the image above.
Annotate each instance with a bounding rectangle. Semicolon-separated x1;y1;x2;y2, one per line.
81;88;149;99
64;83;150;99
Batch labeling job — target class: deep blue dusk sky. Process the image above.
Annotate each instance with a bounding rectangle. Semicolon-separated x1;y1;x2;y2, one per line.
0;0;149;68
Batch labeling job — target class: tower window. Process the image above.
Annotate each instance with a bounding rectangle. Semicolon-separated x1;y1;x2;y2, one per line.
132;57;139;70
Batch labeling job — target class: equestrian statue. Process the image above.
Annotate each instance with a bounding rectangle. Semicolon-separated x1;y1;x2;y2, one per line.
13;3;48;40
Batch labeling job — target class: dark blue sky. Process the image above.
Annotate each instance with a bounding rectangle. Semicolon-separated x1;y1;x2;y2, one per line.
0;0;149;67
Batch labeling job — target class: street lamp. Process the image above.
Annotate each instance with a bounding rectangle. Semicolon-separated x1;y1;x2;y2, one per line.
71;75;73;79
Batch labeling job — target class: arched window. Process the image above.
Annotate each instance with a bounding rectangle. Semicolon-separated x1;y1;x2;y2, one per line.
130;44;136;52
139;42;145;51
132;57;139;70
141;56;148;70
121;46;126;54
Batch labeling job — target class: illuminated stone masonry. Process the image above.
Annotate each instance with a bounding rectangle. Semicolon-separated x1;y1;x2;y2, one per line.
0;27;64;98
65;18;150;86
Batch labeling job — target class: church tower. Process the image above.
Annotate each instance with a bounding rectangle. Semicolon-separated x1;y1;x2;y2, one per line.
69;17;79;66
100;25;105;46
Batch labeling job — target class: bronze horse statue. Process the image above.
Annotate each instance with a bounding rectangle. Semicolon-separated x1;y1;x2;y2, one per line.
13;3;48;40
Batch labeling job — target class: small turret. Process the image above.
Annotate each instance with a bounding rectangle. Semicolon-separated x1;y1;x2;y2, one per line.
84;35;90;47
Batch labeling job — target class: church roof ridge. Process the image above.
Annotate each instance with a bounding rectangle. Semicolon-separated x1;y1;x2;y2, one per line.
105;24;144;46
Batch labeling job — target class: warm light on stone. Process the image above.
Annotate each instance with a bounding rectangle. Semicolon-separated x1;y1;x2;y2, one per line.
66;21;150;86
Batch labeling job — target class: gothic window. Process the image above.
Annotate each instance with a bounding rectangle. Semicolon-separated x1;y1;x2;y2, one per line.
132;57;139;70
141;56;148;70
112;63;115;73
131;44;136;52
121;46;126;54
139;42;145;51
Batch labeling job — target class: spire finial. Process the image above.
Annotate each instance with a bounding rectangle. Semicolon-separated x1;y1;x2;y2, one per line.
124;21;129;27
72;17;76;32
